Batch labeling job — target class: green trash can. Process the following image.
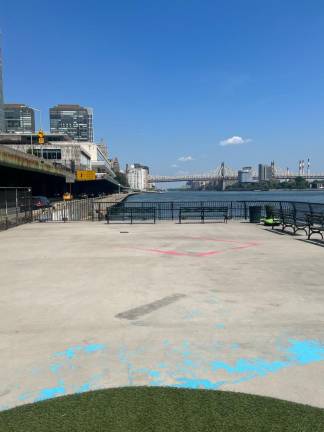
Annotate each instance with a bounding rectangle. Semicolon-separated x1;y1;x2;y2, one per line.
249;206;262;223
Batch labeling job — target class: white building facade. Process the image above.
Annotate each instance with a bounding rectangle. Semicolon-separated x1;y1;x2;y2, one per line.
80;142;115;177
127;164;149;191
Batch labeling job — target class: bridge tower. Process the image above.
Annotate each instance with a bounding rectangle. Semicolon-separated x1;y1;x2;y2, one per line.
299;160;305;176
220;162;226;191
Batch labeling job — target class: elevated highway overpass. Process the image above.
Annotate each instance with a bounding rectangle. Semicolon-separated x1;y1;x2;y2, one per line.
0;145;75;181
0;145;75;196
0;146;120;196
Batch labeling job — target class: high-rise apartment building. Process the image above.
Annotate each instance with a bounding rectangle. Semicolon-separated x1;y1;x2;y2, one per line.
0;33;4;133
4;104;35;133
127;163;149;191
258;163;274;181
238;166;253;183
49;104;94;142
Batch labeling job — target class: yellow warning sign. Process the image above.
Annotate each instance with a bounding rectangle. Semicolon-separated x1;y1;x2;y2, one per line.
38;130;45;144
76;170;96;181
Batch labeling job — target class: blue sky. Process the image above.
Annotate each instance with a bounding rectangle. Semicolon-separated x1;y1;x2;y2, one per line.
2;0;324;175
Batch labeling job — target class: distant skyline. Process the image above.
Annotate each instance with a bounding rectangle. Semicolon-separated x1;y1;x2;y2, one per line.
2;0;324;174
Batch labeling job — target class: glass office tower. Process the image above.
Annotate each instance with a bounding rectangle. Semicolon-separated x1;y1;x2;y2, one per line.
49;104;94;142
4;104;35;133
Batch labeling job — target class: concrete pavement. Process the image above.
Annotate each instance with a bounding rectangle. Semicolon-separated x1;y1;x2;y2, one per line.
0;220;324;410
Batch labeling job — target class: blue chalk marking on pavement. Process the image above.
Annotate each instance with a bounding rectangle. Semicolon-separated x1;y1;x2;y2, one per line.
18;392;32;401
210;358;288;377
75;383;91;393
175;378;226;390
207;339;324;386
55;346;82;360
118;347;134;385
75;373;105;394
145;339;324;392
232;375;257;385
50;363;62;374
11;338;324;409
145;339;324;391
182;340;191;356
231;343;240;350
183;358;196;368
55;343;106;360
35;380;66;402
214;323;225;329
149;370;163;386
287;339;324;364
84;343;106;354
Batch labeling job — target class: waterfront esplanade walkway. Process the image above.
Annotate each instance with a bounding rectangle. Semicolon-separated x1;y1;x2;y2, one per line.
0;220;324;410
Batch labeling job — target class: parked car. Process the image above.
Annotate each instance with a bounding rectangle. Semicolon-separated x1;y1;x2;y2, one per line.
32;196;52;210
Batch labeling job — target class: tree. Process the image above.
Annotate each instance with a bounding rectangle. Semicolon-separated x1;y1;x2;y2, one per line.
294;176;309;189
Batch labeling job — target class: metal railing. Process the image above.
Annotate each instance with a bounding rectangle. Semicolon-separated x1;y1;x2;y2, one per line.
33;198;95;222
4;198;323;225
92;200;324;222
0;187;32;230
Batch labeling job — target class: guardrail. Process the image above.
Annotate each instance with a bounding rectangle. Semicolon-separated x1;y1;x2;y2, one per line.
0;187;32;230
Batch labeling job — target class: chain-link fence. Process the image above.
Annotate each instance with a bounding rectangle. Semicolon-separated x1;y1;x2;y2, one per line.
0;188;32;230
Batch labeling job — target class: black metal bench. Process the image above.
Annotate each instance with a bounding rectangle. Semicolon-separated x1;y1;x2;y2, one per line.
179;206;228;224
306;213;324;239
271;209;308;235
106;206;156;224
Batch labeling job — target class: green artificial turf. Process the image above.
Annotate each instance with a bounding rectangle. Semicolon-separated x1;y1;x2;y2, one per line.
0;387;323;432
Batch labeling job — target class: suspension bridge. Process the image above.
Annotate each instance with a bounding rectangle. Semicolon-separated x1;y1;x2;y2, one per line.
148;162;324;183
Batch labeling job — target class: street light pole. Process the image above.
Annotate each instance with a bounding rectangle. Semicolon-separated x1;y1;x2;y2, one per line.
38;109;43;131
29;107;42;130
29;107;42;158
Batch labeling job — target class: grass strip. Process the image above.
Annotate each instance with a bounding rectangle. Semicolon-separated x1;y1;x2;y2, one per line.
0;387;323;432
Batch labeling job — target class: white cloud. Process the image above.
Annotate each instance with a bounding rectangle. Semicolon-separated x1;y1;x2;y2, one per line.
178;155;194;162
171;164;179;168
219;136;252;146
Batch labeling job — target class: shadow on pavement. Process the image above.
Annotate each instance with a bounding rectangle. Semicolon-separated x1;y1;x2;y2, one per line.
297;238;324;248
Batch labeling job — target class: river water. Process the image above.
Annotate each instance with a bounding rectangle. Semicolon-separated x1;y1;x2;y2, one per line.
127;190;324;204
